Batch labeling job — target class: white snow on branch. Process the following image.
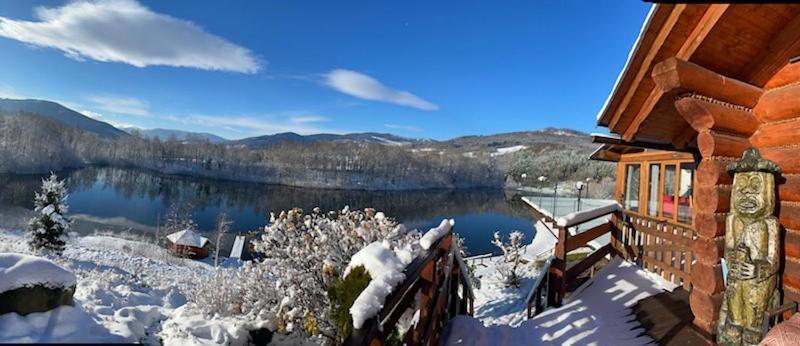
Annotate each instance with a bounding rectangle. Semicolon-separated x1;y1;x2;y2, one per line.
420;219;455;250
555;201;620;227
0;253;77;293
346;241;409;329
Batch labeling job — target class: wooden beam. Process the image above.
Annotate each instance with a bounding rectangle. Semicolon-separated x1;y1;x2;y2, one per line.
607;4;687;131
751;117;800;148
672;124;696;149
754;83;800;123
566;223;612;252
654;58;763;109
591;134;697;153
621;5;730;141
672;96;761;136
741;12;800;87
697;130;750;158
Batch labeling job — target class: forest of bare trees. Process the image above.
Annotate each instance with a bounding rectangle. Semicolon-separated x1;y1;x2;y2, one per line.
0;112;502;189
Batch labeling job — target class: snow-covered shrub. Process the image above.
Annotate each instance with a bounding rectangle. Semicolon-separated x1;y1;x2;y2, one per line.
28;173;70;255
252;206;420;342
185;261;277;323
492;231;525;287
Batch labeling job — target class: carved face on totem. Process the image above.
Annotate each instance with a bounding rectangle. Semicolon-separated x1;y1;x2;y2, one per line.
732;171;775;218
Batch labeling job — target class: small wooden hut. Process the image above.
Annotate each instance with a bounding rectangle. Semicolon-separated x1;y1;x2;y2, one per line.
166;229;210;259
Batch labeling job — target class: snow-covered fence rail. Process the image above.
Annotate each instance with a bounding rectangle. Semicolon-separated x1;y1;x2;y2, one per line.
343;232;474;346
463;253;492;266
526;255;553;318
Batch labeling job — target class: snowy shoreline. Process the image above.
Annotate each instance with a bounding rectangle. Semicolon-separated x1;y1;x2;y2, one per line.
0;228;284;345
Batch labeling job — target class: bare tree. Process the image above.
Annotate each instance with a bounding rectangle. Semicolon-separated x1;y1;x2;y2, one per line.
214;211;233;267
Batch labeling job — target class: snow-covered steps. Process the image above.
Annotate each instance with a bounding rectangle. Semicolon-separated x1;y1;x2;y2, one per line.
441;256;677;346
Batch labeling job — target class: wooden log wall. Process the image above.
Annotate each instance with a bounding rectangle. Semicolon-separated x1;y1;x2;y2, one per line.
753;63;800;307
653;57;763;334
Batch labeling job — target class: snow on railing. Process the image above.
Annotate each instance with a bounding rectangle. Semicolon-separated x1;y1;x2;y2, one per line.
555;202;620;228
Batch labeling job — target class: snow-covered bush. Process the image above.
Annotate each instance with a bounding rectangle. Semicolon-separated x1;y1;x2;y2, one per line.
251;206;420;342
28;173;71;254
492;231;525;287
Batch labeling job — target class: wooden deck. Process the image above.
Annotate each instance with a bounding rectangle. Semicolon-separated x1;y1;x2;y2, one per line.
632;288;713;345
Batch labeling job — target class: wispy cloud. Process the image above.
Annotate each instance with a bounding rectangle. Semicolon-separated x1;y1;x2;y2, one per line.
289;115;328;124
87;94;150;116
325;69;438;111
384;124;422;132
0;0;260;73
192;114;345;138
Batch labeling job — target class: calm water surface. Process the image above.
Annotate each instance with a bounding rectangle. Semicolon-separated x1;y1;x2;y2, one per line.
0;166;544;256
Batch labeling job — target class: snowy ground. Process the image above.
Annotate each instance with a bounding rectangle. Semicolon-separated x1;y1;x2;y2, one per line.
468;255;541;328
443;256;677;346
0;228;281;345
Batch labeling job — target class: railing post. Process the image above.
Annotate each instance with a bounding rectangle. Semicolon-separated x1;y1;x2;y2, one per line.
549;225;568;307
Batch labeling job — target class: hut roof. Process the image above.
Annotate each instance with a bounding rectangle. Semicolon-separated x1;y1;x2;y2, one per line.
166;229;209;248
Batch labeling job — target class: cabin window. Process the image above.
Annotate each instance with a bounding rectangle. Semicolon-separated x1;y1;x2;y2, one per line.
662;165;676;219
647;164;660;217
677;163;695;224
624;164;640;211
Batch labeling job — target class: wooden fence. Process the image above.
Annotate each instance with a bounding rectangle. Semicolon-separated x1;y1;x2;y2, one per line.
344;232;474;346
612;210;695;290
525;204;695;315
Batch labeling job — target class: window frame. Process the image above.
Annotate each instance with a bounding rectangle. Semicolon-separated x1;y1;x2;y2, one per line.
616;153;695;227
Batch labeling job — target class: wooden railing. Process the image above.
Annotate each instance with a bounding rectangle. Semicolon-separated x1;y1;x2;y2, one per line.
612;210;695;290
526;255;552;318
343;232;474;346
526;203;618;309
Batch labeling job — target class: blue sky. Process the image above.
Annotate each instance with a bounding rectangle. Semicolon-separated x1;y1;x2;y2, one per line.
0;0;651;140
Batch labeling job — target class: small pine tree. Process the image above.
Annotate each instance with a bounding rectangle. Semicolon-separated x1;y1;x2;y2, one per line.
328;266;372;343
28;173;70;254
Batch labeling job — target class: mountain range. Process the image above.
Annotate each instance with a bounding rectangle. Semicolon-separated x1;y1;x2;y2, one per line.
0;98;614;190
0;98;127;138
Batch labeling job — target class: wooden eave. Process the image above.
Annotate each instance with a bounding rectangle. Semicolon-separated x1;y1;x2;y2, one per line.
596;4;800;144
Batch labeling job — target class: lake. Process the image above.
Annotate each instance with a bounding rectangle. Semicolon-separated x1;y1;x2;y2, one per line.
0;166;550;257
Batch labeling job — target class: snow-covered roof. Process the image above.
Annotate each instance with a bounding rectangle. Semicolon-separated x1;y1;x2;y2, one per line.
0;253;77;293
166;229;209;248
595;4;657;123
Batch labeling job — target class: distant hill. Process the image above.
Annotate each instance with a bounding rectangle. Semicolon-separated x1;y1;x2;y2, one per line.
0;98;127;138
232;132;418;148
121;127;227;143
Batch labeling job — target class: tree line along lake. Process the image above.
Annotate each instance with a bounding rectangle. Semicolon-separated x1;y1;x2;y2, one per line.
0;166;541;256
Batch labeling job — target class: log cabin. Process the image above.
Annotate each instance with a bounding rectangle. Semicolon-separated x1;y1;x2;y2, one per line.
593;3;800;339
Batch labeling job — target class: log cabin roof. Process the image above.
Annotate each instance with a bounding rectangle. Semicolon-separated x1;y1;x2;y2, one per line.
596;4;800;146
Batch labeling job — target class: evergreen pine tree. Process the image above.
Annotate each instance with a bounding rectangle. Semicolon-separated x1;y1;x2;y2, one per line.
28;173;70;254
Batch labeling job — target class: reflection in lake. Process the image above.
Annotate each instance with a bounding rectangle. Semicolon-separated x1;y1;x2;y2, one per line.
0;166;540;256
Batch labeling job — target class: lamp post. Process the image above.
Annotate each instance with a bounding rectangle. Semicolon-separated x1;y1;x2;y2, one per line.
538;176;547;206
576;181;585;212
584;177;592;199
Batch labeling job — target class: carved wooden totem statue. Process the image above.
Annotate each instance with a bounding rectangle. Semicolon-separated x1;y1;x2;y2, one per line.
717;148;781;345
